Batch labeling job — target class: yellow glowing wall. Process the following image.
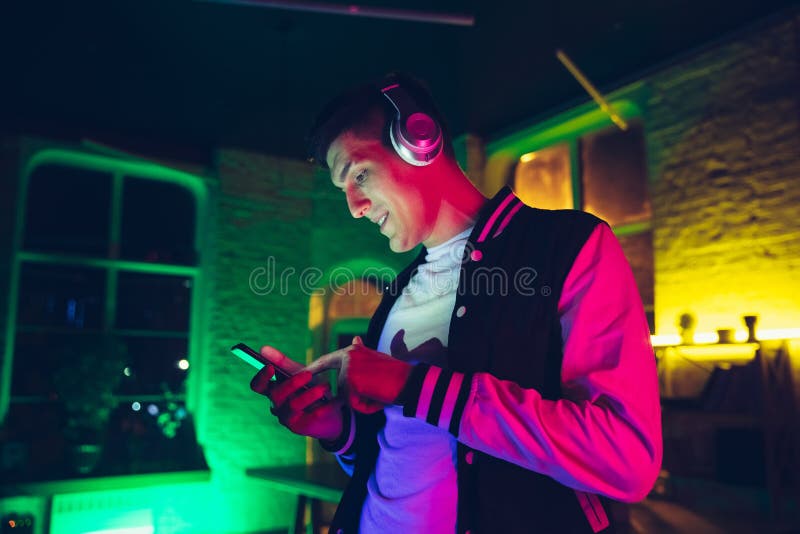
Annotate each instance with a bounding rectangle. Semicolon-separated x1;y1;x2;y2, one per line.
647;16;800;338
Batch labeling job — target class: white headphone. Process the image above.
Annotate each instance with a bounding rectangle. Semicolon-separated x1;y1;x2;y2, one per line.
381;82;443;166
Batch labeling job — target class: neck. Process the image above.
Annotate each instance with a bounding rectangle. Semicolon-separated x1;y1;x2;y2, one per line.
422;164;486;248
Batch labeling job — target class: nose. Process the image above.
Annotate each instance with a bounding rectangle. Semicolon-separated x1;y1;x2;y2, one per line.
345;187;370;218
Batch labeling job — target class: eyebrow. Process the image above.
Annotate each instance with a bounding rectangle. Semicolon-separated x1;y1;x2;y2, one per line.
335;160;352;185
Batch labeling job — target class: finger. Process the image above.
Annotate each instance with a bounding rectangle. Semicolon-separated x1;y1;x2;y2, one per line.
348;390;383;414
303;349;347;375
287;383;329;413
260;345;304;375
338;355;350;391
270;371;313;408
250;365;276;395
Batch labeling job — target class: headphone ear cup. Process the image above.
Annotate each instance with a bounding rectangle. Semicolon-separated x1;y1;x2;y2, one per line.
404;112;441;149
388;114;442;166
382;84;442;166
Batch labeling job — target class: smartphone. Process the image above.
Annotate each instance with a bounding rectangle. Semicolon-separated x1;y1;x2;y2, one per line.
230;342;295;383
232;342;330;406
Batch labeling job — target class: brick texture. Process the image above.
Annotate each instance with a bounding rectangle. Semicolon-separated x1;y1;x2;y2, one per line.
645;15;800;336
198;149;315;530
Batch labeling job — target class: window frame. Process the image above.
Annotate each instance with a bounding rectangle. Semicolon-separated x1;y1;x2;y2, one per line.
484;82;654;321
1;149;209;442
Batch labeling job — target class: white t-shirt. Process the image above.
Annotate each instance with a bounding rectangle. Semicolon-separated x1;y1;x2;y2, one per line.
359;227;472;533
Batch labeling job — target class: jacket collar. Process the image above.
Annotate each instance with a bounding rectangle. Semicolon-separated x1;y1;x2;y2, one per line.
470;186;525;244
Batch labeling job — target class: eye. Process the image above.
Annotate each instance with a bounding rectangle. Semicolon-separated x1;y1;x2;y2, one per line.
354;170;367;186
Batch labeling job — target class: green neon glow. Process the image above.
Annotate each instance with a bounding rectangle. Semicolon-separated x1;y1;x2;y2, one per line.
452;133;469;170
12;470;210;496
22;149;209;203
41;475;212;534
486;97;644;158
18;251;199;276
318;257;400;287
483;82;648;197
84;527;153;534
328;317;371;352
2;148;209;448
611;220;652;237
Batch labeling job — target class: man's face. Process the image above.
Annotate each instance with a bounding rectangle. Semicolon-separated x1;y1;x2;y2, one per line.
326;131;435;253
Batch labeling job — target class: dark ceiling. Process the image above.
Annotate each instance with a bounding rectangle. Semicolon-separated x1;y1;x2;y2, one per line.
2;0;797;163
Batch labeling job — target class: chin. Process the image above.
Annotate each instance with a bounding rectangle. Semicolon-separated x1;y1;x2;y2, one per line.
388;237;414;254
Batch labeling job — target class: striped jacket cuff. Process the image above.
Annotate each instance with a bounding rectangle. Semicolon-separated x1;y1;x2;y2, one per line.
319;406;356;456
396;363;472;436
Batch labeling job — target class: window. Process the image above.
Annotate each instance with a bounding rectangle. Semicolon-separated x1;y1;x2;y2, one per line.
580;124;651;227
513;143;573;210
2;150;207;482
498;101;654;330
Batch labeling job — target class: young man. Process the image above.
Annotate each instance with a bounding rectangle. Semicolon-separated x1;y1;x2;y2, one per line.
251;74;662;533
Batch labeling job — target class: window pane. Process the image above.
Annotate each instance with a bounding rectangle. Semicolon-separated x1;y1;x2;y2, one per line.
17;263;106;329
617;231;654;330
2;400;68;482
121;178;197;265
116;336;189;395
102;400;207;474
11;332;60;397
116;272;192;331
512;143;573;209
24;164;111;255
581;123;651;226
12;333;127;401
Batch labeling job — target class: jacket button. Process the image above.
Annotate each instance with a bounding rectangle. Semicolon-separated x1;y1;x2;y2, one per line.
470;249;483;261
456;306;466;318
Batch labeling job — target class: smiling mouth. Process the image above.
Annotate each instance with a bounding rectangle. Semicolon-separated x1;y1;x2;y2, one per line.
377;213;388;228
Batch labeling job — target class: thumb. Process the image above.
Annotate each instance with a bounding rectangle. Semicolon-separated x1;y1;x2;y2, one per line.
303;348;346;375
352;336;364;346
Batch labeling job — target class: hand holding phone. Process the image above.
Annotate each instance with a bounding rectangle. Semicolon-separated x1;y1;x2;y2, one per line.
231;342;303;383
236;342;342;441
233;341;330;402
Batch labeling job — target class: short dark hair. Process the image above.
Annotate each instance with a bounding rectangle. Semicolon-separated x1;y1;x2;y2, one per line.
306;72;454;169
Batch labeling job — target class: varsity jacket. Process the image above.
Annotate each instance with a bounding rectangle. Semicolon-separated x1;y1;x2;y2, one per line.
325;187;662;533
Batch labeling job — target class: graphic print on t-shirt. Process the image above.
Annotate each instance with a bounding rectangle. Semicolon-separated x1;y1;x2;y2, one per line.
389;328;447;368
